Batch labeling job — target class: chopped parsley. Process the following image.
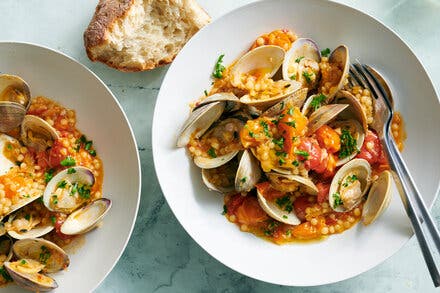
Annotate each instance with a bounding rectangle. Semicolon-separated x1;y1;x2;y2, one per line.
60;156;76;167
57;180;68;189
272;137;284;149
285;229;292;237
310;94;327;111
248;131;255;138
207;147;217;158
264;220;279;236
278;158;286;165
275;195;293;213
295;150;310;160
295;56;305;63
50;216;56;225
39;246;51;264
321;48;331;57
0;266;12;282
51;195;58;205
67;168;76;174
302;71;313;83
70;182;78;196
88;150;97;157
20;259;27;265
289;74;296;80
275;151;287;158
75;135;97;156
282;215;288;219
204;90;208;96
77;184;91;199
292;160;300;167
6;144;12;150
240;177;247;183
212;54;226;79
343;174;358;187
260;120;271;137
339;129;358;159
287;107;294;115
44;169;55;183
24;214;31;221
333;192;344;207
222;205;228;215
284;121;296;128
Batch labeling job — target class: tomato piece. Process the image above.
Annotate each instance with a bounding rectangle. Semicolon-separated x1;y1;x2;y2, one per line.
276;107;308;155
235;196;269;225
48;140;65;167
322;153;336;178
297;138;328;173
357;130;381;164
316;182;330;204
293;196;312;221
291;222;319;239
255;182;285;201
226;193;246;215
315;125;341;154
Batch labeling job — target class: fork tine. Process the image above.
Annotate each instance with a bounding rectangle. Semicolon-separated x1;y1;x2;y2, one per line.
353;63;393;113
349;64;372;96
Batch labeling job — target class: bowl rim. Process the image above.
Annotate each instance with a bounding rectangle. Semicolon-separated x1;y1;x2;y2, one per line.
0;40;142;291
152;0;440;286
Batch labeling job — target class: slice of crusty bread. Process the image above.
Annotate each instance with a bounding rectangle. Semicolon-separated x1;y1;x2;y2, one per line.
84;0;210;71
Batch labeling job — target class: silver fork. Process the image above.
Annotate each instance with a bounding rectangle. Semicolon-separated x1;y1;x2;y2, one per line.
349;62;440;287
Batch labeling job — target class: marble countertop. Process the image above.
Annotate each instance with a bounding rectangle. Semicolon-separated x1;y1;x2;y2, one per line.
0;0;439;292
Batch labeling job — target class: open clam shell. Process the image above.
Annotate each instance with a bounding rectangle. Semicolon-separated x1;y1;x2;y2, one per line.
60;198;111;235
306;104;348;135
193;117;244;169
194;92;241;113
321;45;349;102
0;102;26;133
0;74;31;108
362;170;392;225
43;166;95;213
282;38;321;88
231;45;285;83
13;238;70;273
262;88;308;117
4;260;58;292
235;150;262;192
21;115;60;152
7;212;54;240
177;101;225;148
256;185;301;226
267;172;318;194
0;134;16;177
329;158;371;212
334;90;368;133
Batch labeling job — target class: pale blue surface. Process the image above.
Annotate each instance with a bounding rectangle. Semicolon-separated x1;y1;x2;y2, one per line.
0;0;439;292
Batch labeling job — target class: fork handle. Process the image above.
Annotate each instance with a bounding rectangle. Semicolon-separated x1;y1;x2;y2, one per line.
381;134;440;286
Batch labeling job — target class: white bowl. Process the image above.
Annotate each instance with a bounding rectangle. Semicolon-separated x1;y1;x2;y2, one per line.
0;42;141;292
153;0;440;286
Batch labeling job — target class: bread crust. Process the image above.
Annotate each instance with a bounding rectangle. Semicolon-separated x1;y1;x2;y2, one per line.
84;0;210;72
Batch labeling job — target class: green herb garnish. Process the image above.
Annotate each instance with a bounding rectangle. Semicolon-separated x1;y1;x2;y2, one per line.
67;168;76;174
50;216;56;225
207;147;217;158
284;121;296;128
272;137;285;149
339;129;358;159
310;94;327;111
57;180;67;189
20;260;27;265
343;174;358;187
24;214;30;221
321;48;331;57
39;246;51;264
289;74;296;80
287;107;294;115
0;266;12;282
260;121;271;137
222;205;228;215
44;169;55;183
240;177;247;183
295;56;305;63
333;192;344;207
302;71;313;83
204;90;208;96
212;54;226;79
292;160;300;167
295;150;310;160
275;195;293;212
60;156;76;167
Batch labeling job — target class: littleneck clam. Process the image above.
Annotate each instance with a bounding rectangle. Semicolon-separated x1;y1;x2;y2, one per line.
234;149;262;192
61;198;112;235
329;158;371;212
193;117;244;169
21;115;60;152
362;170;392;225
12;238;70;273
320;45;350;102
7;212;54;240
267;172;318;195
0;74;31;132
334;90;368;133
4;260;58;292
256;183;301;225
194;92;241;113
0;235;13;266
43;166;95;213
282;38;321;88
177;101;225;147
